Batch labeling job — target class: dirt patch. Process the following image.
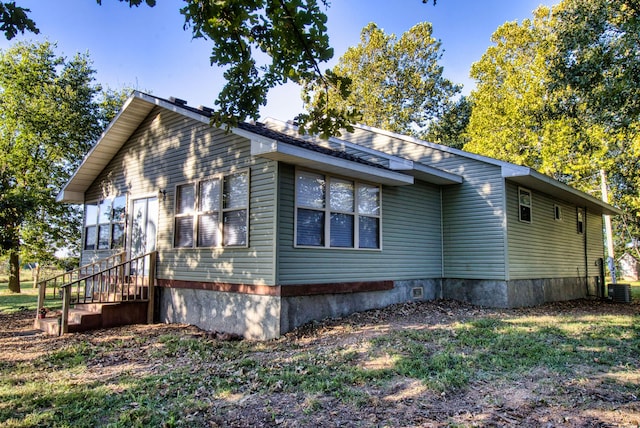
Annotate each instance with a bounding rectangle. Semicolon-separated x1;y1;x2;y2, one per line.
2;299;639;427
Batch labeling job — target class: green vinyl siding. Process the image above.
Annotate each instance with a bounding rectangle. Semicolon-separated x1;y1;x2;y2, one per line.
343;128;507;280
586;210;605;277
84;107;277;285
506;181;597;279
441;169;506;280
276;163;442;284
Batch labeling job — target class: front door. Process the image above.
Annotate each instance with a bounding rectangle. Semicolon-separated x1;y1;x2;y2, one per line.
129;196;158;259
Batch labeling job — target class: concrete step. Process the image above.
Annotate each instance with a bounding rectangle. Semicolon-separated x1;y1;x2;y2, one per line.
36;301;149;335
36;307;103;335
36;316;62;335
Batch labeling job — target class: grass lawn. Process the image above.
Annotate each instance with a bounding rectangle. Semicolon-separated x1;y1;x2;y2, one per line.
0;277;62;314
631;280;640;300
0;287;638;427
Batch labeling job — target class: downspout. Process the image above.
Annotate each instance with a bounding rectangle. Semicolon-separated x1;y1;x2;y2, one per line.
439;187;444;299
502;179;510;284
583;207;589;296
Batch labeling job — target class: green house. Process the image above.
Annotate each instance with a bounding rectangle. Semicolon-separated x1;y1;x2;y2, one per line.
58;92;621;339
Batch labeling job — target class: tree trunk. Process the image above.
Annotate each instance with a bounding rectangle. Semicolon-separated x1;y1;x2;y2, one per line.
8;251;21;293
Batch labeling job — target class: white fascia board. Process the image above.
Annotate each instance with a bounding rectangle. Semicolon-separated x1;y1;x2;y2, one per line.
354;123;521;169
388;158;414;170
501;164;532;178
57;93;142;203
236;129;278;153
250;139;413;186
57;92;153;202
138;92;210;125
502;165;622;216
411;163;463;185
57;92;214;203
56;190;84;204
262;119;460;186
328;137;462;184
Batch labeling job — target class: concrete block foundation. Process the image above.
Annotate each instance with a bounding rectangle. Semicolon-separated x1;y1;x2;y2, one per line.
158;276;598;339
280;279;440;334
443;277;598;308
160;288;281;340
158;279;440;340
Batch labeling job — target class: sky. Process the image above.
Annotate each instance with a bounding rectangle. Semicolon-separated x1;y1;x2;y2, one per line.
1;0;558;122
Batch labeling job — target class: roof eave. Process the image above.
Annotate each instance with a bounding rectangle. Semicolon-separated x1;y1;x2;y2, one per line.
57;92;212;203
257;120;462;186
407;162;463;185
502;166;622;216
56;190;84;204
246;134;414;186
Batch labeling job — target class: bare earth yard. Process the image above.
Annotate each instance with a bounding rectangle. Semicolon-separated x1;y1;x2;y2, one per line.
1;298;639;427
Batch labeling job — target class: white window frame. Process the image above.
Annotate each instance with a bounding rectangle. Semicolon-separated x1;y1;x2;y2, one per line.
83;195;127;251
576;207;585;234
518;187;532;223
173;169;250;249
83;201;99;250
294;168;382;250
554;204;563;221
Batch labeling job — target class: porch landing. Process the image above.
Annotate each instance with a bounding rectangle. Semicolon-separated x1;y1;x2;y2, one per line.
36;301;148;335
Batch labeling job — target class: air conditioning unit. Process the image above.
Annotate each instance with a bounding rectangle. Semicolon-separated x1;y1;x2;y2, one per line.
608;283;631;303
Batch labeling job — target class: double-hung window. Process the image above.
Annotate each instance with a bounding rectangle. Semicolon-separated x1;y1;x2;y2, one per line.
554;204;563;221
295;170;381;249
174;184;196;248
84;195;126;250
576;208;585;234
174;171;249;248
197;178;220;247
518;187;532;223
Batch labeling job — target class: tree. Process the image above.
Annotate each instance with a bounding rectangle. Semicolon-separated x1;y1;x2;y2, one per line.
0;41;117;293
465;9;552;168
463;6;608;189
550;0;640;243
302;22;461;137
551;0;640;130
0;1;37;39
181;0;352;137
1;1;439;137
424;95;472;149
465;1;640;259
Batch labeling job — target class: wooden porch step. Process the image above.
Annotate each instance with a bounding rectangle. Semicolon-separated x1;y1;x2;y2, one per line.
68;309;102;330
77;301;148;328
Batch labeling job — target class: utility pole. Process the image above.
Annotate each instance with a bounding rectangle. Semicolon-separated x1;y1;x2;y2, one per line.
600;169;616;284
